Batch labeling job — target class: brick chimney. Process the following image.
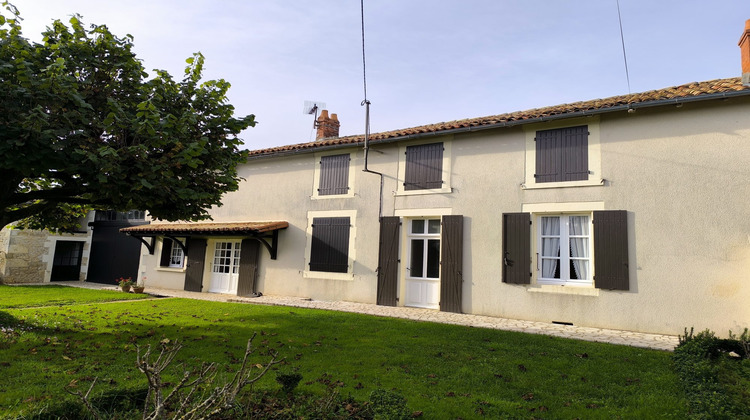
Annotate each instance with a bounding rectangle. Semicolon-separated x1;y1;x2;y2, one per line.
740;19;750;86
315;110;340;140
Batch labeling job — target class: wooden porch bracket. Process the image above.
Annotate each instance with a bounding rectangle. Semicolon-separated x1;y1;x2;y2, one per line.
127;234;155;255
255;229;280;260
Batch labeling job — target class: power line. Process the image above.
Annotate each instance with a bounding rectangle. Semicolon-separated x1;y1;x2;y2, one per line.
616;0;631;94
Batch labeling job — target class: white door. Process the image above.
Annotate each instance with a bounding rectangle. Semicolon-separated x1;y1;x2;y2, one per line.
405;219;440;309
209;241;241;294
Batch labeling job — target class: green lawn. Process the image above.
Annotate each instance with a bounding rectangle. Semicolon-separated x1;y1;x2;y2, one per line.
0;285;689;418
0;284;148;308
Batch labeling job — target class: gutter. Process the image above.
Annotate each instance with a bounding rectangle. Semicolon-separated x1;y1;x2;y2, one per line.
246;89;750;161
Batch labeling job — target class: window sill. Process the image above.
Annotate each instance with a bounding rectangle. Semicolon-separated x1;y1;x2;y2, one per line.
156;267;186;273
311;193;355;200
303;270;354;281
527;284;599;296
521;179;604;190
395;187;452;196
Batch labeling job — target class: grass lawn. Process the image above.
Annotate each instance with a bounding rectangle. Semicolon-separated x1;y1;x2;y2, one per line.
0;285;689;418
0;284;149;309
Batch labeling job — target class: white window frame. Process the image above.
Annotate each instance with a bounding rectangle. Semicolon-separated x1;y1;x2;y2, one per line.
522;117;603;189
168;239;185;268
395;137;453;196
536;214;592;287
523;202;604;290
406;218;442;280
303;210;357;280
312;150;356;199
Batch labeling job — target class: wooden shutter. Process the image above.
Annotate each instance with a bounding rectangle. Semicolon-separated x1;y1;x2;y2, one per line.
184;238;207;292
404;142;443;190
593;210;629;290
563;126;588;181
535;126;588;183
159;238;173;267
502;213;531;284
440;215;463;313
237;239;260;296
310;217;350;273
376;217;400;306
318;154;350;195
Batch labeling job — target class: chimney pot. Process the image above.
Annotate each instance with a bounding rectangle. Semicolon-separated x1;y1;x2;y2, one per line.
739;19;750;86
316;109;340;140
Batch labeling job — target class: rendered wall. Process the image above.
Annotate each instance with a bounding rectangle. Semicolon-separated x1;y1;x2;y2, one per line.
140;97;750;336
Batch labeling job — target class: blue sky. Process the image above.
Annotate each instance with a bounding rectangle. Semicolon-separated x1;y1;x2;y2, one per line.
13;1;750;150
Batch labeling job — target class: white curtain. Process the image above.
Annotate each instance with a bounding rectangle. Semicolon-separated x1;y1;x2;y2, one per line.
569;216;589;280
541;217;560;278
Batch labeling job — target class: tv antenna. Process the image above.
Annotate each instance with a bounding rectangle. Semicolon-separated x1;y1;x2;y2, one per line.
303;100;326;129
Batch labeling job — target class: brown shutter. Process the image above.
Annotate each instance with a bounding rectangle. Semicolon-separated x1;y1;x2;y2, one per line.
535;129;560;183
310;217;350;273
237;239;260;296
593;210;629;290
376;217;400;306
159;238;173;267
535;126;588;183
319;154;350;195
563;125;589;181
184;238;207;292
404;142;443;190
440;215;463;313
502;213;531;284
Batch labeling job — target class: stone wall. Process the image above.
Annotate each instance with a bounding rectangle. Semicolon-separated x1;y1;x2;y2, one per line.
0;228;10;281
0;228;90;284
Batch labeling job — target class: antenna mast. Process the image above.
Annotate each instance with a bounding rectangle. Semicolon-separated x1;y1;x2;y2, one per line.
303;100;326;129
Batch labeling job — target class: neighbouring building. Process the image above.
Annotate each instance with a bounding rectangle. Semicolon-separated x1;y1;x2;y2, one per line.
0;210;147;285
121;20;750;336
0;214;91;284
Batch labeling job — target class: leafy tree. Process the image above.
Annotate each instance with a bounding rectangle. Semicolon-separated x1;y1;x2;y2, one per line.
0;3;256;231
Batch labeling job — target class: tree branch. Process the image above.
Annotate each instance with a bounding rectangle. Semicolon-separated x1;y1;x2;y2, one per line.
6;188;89;205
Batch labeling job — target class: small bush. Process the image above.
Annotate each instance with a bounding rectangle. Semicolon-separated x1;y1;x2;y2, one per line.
673;327;750;419
276;372;303;394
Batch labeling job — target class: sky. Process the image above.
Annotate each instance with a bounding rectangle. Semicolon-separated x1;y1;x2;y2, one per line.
10;1;750;150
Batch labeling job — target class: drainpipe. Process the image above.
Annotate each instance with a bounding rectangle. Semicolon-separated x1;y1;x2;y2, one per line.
361;99;384;219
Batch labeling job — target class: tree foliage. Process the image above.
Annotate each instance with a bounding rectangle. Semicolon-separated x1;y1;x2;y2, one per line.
0;3;256;230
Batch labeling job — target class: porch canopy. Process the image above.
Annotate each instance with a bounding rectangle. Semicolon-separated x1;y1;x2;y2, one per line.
120;221;288;259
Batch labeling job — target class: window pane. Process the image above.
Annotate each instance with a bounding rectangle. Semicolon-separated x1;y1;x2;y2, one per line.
541;238;560;258
570;258;589;280
411;220;425;234
568;216;589;236
426;239;440;278
410;239;424;277
541;216;560;235
428;219;441;234
541;259;560;279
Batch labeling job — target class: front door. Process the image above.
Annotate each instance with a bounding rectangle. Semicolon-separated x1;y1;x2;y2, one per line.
184;238;207;292
405;219;441;309
209;241;242;294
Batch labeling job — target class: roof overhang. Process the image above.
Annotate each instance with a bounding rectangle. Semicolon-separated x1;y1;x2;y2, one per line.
120;221;288;260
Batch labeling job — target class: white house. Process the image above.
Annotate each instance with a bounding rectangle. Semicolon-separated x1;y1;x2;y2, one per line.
122;21;750;336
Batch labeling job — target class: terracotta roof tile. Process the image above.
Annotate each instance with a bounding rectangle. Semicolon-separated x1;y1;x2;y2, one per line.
247;77;750;158
120;221;288;235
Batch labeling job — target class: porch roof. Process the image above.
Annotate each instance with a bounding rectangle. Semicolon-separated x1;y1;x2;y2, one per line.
119;221;288;259
119;221;288;236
